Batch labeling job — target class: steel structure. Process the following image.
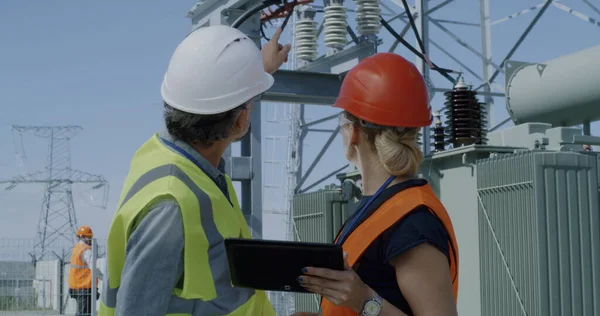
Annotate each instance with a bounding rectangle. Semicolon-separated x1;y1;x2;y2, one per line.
0;126;108;261
283;0;599;195
184;0;600;223
184;0;599;314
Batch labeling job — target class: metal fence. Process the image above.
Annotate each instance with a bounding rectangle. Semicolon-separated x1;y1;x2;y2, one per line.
0;238;106;316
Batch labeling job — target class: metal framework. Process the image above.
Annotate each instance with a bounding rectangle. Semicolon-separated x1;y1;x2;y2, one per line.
264;0;600;196
0;126;109;261
185;1;599;314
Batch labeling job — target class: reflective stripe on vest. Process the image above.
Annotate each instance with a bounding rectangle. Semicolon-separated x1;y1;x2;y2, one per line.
100;164;255;315
70;264;87;269
320;184;459;316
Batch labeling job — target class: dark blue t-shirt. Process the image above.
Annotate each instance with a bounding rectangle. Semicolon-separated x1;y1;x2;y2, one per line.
337;179;450;315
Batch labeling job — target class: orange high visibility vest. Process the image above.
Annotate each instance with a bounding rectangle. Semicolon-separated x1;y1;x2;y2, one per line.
320;184;459;316
68;242;93;289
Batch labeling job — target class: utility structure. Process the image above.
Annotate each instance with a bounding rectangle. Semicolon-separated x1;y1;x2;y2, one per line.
0;125;108;261
185;0;600;314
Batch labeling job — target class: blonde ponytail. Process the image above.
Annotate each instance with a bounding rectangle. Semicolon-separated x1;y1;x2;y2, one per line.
344;112;424;178
374;128;423;177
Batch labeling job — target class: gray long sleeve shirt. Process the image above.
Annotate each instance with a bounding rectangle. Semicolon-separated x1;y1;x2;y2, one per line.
114;131;230;316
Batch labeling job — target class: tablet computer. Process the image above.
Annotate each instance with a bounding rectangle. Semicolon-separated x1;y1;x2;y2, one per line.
224;238;344;293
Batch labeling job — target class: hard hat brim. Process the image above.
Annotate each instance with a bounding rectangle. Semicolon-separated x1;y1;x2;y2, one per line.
161;71;274;115
334;97;433;128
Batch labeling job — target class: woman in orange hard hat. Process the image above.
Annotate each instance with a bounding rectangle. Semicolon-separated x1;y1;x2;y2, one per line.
293;53;459;316
69;226;103;316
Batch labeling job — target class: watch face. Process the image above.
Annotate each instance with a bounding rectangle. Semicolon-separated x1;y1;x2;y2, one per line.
363;300;382;315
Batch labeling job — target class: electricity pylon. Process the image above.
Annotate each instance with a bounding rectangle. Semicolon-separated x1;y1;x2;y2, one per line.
1;125;109;260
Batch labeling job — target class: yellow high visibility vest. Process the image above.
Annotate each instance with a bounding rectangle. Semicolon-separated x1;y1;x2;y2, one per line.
98;134;275;316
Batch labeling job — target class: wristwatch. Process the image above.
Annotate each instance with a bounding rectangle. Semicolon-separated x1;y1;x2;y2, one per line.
361;293;383;316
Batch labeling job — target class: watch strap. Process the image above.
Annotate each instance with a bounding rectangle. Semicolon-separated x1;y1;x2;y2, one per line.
361;293;383;316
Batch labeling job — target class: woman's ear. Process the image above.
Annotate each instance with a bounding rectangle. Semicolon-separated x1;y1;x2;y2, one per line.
349;124;360;146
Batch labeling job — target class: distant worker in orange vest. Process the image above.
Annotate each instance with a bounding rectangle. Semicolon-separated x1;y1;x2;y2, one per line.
293;53;459;316
69;225;103;316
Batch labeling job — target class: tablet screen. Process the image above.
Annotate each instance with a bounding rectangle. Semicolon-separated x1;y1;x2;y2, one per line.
225;238;344;293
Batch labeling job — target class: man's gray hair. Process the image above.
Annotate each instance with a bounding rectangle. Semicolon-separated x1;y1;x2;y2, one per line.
164;103;245;146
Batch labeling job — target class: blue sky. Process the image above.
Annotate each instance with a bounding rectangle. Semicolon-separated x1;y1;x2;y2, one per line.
0;0;598;250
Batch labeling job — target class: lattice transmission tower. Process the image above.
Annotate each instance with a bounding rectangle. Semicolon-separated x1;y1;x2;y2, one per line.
0;125;109;260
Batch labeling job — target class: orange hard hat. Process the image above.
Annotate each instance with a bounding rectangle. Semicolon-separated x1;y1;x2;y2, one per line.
76;226;93;238
333;52;432;127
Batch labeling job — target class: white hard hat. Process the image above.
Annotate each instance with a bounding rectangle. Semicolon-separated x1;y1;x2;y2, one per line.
161;25;274;115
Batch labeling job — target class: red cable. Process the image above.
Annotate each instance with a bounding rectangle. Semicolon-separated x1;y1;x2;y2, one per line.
260;0;314;23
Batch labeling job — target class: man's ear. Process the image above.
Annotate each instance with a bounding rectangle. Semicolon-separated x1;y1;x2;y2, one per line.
234;107;250;130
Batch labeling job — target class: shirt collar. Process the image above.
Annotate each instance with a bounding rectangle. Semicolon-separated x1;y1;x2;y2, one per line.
159;129;226;177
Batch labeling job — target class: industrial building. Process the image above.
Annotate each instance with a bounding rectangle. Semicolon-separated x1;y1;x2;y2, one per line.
1;0;600;315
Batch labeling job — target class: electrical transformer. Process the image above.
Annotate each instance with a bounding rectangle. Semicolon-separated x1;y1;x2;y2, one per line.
292;184;359;313
420;123;600;316
293;123;600;315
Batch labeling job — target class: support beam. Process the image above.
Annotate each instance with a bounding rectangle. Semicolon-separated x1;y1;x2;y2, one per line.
264;70;344;105
298;164;350;194
552;2;600;28
296;106;307;185
388;23;414;53
382;16;456;84
239;21;264;238
489;117;512;132
187;0;265;27
430;40;482;81
476;0;553;90
302;114;338;128
91;239;97;316
225;157;253;180
386;0;454;24
295;126;341;192
434;19;480;27
480;0;494;126
188;2;264;237
299;42;377;73
491;2;548;26
307;128;337;133
583;0;600;16
433;88;504;97
583;120;591;136
416;0;431;155
425;0;455;16
429;18;504;74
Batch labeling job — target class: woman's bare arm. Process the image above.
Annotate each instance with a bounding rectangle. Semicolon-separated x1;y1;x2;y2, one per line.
388;243;457;316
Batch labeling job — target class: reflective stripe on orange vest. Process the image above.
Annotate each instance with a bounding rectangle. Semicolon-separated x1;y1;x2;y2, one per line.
69;242;92;289
320;183;459;316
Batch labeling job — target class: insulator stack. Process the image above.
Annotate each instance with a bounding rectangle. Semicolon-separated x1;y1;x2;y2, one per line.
416;130;423;146
443;76;488;147
294;6;318;62
431;112;446;152
323;0;348;50
355;0;382;36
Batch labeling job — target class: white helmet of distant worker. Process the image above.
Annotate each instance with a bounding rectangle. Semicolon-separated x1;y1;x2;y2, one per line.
161;25;274;115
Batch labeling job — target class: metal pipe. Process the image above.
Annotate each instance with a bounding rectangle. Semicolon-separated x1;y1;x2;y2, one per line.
505;45;600;126
91;238;97;316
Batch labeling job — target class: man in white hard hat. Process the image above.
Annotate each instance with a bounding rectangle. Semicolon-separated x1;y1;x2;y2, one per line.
99;25;290;316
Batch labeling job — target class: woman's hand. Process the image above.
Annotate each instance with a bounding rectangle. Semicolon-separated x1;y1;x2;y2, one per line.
298;253;371;313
